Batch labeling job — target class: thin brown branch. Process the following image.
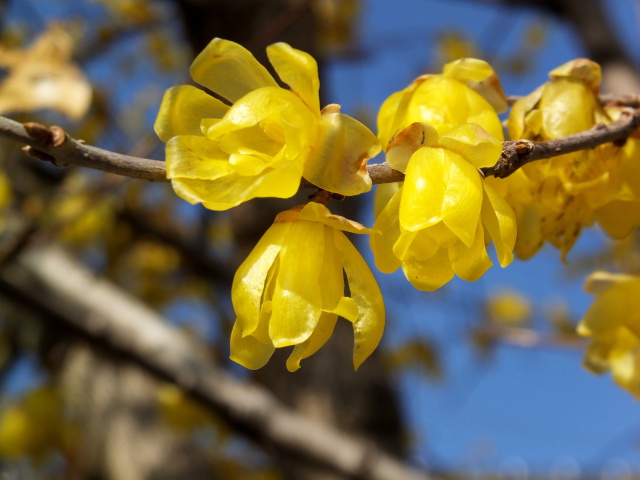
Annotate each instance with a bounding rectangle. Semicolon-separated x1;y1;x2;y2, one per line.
0;243;430;480
481;107;640;178
0;116;167;182
1;107;640;187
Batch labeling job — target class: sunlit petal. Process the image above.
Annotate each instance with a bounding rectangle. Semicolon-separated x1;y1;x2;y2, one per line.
270;222;324;346
267;42;320;112
303;112;380;195
448;223;492;281
229;322;275;370
371;187;403;273
190;38;277;103
154;85;230;142
333;229;385;370
481;182;516;266
286;312;338;372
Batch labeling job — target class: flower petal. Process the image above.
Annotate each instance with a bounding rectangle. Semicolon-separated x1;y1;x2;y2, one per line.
333;229;385;370
170;159;304;210
154;86;230;143
303;112;380;196
286;312;338;372
438;123;502;169
481;182;516;267
270;221;324;347
400;147;446;231
386;122;439;173
190;38;277;103
441;150;483;246
229;322;275;370
442;58;508;113
402;248;454;291
371;187;403;273
297;201;372;234
232;222;290;336
166;135;232;180
266;42;320;112
448;223;492;281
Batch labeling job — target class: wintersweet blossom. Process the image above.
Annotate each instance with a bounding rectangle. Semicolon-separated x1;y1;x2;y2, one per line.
230;201;385;372
373;57;517;228
507;58;639;258
578;271;640;396
154;38;380;210
371;123;516;291
377;57;507;149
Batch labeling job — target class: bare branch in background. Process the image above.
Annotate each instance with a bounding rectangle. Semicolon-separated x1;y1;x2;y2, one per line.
0;243;430;480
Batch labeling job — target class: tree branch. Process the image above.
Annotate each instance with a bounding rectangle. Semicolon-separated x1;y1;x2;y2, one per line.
0;243;430;480
1;108;639;187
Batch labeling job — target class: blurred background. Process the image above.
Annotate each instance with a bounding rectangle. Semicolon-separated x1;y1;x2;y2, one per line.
0;0;639;479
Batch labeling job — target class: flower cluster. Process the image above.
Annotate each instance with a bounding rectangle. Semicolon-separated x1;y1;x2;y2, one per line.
156;39;385;370
578;271;640;396
371;59;516;290
506;59;640;259
156;37;640;379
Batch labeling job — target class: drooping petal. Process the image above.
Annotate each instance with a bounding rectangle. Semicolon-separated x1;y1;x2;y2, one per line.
448;223;492;281
154;85;230;142
371;187;403;273
438;123;502;169
385;122;440;173
297;201;372;234
400;147;446;231
481;182;516;267
266;42;320;112
170;159;304;210
190;38;277;103
402;248;454;291
333;229;385;370
317;225;344;312
229;322;275;370
286;312;339;372
395;229;439;262
231;222;291;336
270;221;324;347
303;112;380;196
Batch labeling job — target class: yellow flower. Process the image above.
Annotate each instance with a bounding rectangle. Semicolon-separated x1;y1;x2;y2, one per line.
506;58;636;259
230;201;385;372
578;271;640;396
377;57;507;149
371;123;516;291
155;38;380;210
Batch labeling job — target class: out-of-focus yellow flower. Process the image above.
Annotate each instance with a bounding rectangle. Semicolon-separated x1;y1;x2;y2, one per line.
578;271;640;396
371;123;516;290
377;57;507;150
486;289;532;326
155;38;380;210
507;58;637;259
0;385;72;461
230;201;384;372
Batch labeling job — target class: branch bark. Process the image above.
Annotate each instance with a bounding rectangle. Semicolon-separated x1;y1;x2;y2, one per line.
0;243;430;480
1;108;639;187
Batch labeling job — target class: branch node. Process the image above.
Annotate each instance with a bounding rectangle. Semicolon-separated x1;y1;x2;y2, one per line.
22;146;56;164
